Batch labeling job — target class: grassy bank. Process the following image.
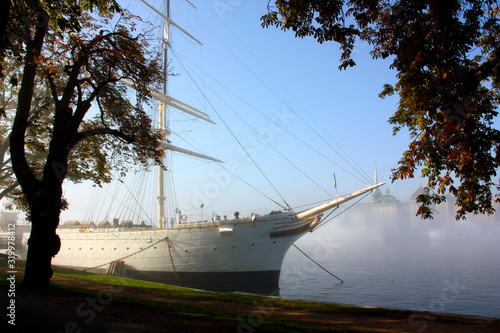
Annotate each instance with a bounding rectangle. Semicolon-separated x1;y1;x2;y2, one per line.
2;260;499;332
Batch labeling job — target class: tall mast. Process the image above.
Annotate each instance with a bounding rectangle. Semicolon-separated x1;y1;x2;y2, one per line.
139;0;216;228
157;0;171;229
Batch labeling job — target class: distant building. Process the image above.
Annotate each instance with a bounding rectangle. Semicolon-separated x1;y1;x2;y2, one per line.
347;184;499;228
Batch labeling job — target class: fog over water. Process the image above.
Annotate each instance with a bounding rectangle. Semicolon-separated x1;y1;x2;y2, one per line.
280;211;500;319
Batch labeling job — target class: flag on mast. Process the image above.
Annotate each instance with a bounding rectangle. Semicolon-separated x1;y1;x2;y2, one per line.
333;170;337;189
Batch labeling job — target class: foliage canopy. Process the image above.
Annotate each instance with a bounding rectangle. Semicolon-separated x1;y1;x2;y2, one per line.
2;0;164;287
262;0;500;219
2;1;163;205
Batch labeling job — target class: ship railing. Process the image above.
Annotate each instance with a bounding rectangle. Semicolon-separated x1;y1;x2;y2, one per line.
59;229;168;242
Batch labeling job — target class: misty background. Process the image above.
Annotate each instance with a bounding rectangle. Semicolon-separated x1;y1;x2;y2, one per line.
280;187;500;318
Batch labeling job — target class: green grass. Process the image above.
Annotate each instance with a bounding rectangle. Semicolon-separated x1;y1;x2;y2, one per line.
2;260;365;332
0;259;454;317
50;263;408;317
2;259;498;332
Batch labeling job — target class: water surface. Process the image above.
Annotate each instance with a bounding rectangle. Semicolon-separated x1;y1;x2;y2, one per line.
280;221;500;318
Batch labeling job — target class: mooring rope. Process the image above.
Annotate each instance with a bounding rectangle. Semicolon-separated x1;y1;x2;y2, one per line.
293;244;344;283
83;236;169;272
166;237;179;281
293;191;373;283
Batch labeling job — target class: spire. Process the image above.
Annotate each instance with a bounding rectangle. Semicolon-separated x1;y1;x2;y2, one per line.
372;160;383;203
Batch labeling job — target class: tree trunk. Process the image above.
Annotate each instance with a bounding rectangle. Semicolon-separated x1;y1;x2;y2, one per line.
0;0;10;59
22;188;62;289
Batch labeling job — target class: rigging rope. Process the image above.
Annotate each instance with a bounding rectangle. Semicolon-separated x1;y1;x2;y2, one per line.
215;162;290;211
193;15;373;185
175;51;372;186
163;6;377;212
190;84;334;197
170;47;294;212
118;179;155;226
312;192;372;232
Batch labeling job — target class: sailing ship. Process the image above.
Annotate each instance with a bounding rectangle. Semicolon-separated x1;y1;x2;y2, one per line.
19;0;384;293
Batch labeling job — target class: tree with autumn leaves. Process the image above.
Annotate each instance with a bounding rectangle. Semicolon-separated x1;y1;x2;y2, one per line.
1;0;499;289
263;0;500;219
2;0;163;288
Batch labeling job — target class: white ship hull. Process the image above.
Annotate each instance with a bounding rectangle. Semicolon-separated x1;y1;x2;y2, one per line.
12;183;381;293
49;212;321;293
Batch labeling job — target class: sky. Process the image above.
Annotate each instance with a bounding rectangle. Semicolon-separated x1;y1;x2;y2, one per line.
59;0;425;223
